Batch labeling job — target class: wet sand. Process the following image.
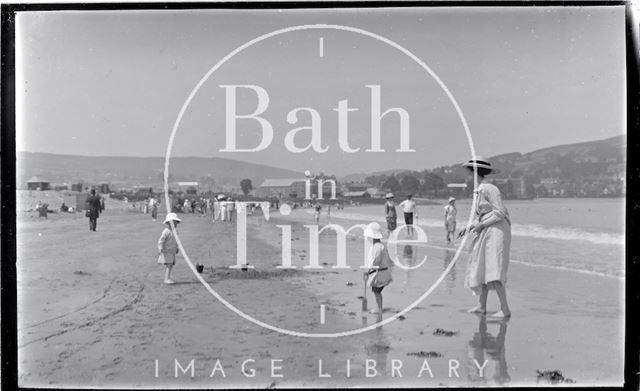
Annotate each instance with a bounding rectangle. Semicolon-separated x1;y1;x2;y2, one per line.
17;203;624;387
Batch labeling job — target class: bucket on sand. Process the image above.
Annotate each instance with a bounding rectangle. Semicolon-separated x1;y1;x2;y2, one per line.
196;264;204;273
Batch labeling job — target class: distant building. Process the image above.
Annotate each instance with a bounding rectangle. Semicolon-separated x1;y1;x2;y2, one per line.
176;182;198;195
366;187;385;198
255;178;306;199
344;190;370;198
345;182;373;192
447;183;468;197
27;176;50;191
608;163;625;181
491;177;527;198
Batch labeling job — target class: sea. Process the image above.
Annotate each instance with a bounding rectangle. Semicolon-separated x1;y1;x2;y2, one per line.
324;198;625;279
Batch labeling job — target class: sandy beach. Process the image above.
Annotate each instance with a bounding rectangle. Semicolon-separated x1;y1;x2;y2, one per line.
17;199;624;388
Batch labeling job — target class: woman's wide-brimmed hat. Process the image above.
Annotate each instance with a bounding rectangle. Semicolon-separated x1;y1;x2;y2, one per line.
217;194;226;200
462;156;500;174
448;196;456;203
385;193;394;199
163;213;182;224
364;222;384;239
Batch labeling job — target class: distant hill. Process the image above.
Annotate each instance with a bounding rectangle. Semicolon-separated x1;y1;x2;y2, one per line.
341;134;626;183
16;152;302;190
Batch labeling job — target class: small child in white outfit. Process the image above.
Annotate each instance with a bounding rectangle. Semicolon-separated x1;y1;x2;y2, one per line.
158;213;181;284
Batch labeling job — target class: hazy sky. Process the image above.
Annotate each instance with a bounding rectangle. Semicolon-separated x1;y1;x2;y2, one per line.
16;6;626;176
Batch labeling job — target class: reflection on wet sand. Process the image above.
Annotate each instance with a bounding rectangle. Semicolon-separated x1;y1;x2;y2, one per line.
401;245;417;285
443;249;457;292
466;315;510;385
363;326;391;374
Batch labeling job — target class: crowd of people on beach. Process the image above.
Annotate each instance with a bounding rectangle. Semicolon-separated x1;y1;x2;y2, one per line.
150;156;512;319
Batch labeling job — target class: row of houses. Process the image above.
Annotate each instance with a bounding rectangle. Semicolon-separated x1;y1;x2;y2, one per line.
26;177;111;194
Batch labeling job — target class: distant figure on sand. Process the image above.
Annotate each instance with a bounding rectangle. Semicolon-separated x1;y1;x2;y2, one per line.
149;197;158;221
157;213;181;285
220;198;228;221
85;189;102;231
226;198;235;222
444;197;457;243
384;193;397;235
399;194;417;236
459;157;511;318
37;201;48;219
363;222;393;321
313;203;322;223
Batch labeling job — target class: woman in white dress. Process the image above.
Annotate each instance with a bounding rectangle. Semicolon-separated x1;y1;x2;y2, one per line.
458;157;511;318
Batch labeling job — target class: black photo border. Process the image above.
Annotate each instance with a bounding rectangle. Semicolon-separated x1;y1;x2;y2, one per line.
1;2;638;390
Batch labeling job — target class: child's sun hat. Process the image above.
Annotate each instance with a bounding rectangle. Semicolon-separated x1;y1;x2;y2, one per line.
364;222;384;239
163;213;182;224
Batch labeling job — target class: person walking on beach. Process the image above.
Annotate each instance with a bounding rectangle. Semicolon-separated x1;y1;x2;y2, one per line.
363;222;393;321
444;197;457;243
85;189;102;232
458;157;511;318
384;193;397;236
399;194;417;236
157;213;181;284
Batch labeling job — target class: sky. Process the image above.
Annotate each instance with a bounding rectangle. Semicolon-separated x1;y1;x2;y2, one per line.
15;6;626;176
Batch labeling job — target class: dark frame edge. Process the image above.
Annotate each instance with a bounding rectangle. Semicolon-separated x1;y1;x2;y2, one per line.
1;3;18;391
625;2;640;391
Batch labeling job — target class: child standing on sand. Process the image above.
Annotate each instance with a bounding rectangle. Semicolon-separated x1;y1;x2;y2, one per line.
157;213;181;285
444;197;457;243
363;222;393;321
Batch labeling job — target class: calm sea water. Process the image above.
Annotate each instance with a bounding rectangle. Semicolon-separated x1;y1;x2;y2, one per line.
324;198;625;278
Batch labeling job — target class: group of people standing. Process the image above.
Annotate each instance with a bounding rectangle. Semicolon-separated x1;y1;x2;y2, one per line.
372;157;512;319
212;195;236;222
383;192;459;242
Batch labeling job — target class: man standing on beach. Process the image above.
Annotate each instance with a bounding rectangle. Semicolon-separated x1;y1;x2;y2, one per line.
399;194;417;236
85;189;102;232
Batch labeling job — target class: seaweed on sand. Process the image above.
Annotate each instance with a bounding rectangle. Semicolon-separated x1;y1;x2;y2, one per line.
536;370;576;384
433;328;458;337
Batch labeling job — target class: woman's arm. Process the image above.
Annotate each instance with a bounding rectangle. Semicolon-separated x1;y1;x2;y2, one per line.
473;186;508;232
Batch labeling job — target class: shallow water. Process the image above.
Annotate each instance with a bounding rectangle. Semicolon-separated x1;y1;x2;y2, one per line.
320;198;625;278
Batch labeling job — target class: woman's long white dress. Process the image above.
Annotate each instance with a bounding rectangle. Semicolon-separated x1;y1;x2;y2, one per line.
465;181;511;295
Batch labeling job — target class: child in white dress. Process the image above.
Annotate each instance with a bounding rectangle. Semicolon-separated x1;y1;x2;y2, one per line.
363;222;393;321
158;213;181;285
